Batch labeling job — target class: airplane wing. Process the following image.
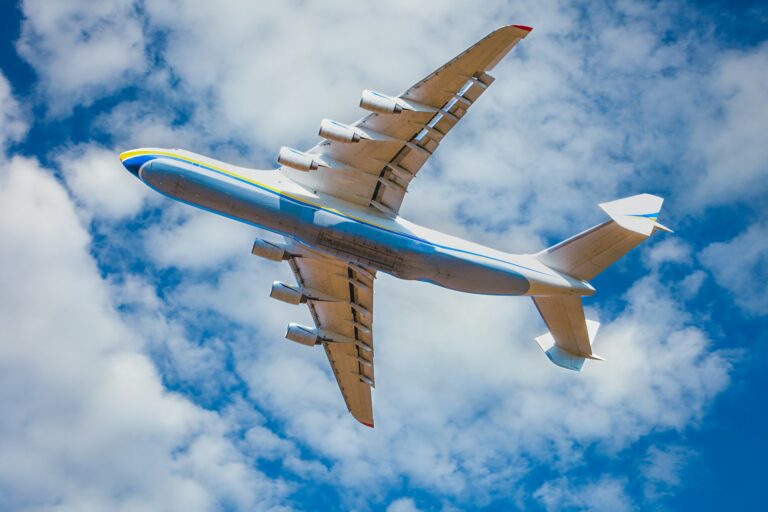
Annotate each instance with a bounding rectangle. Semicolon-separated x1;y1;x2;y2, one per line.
285;242;377;427
280;24;533;215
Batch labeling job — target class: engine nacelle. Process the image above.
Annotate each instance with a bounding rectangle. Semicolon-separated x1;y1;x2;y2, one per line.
277;147;326;171
269;281;304;305
319;119;369;143
285;323;319;346
360;90;408;114
251;238;287;261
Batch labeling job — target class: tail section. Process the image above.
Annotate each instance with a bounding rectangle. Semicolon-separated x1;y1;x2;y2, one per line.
536;194;670;281
532;194;670;371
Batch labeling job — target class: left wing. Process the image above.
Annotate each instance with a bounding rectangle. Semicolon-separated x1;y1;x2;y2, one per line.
284;243;377;427
280;24;533;215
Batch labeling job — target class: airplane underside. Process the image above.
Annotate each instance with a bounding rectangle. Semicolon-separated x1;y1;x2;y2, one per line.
139;156;544;296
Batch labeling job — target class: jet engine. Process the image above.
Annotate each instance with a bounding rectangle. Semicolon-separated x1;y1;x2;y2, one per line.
269;281;304;305
319;119;369;143
251;238;288;261
285;323;319;346
360;90;408;114
277;147;326;171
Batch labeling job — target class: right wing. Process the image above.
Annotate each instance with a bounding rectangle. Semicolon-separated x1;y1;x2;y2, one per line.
280;24;533;215
284;242;377;427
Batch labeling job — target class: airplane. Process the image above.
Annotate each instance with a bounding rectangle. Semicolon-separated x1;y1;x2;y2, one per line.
119;25;670;428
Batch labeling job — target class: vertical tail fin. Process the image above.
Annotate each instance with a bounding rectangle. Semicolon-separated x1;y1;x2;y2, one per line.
533;296;602;371
536;194;671;281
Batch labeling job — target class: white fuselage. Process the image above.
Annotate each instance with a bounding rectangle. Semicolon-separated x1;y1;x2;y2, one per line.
120;148;594;297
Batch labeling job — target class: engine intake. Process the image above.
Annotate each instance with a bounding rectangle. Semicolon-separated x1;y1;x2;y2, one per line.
269;281;304;305
285;323;319;346
360;90;410;114
251;238;288;261
277;147;327;171
319;119;370;143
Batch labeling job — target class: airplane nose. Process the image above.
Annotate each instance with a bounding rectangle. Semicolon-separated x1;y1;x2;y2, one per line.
119;150;151;178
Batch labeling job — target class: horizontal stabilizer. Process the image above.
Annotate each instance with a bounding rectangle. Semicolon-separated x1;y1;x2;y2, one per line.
532;296;602;372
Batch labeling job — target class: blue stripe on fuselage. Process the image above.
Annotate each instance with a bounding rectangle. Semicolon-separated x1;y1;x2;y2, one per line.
124;153;550;277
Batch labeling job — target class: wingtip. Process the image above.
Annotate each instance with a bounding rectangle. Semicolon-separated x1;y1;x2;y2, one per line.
359;420;374;428
512;25;534;33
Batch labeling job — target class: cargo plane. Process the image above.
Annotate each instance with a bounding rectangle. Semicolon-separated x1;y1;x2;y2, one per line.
120;25;670;427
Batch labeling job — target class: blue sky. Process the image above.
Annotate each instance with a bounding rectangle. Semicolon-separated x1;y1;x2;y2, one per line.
0;1;766;511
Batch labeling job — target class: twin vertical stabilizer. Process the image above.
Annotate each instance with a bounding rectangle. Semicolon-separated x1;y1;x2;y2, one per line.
531;194;670;371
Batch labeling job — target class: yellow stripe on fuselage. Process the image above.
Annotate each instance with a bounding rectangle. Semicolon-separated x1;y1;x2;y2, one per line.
121;148;401;237
120;149;552;277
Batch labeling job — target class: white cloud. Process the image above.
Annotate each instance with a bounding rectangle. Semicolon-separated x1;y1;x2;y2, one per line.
17;0;766;218
143;208;256;269
243;426;294;461
0;73;27;150
96;101;244;160
17;0;763;223
140;0;503;152
645;238;692;268
677;269;707;299
688;43;768;207
58;144;152;220
534;476;632;512
641;445;695;501
700;221;768;315
17;0;147;113
0;157;291;511
106;273;242;404
386;497;423;512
